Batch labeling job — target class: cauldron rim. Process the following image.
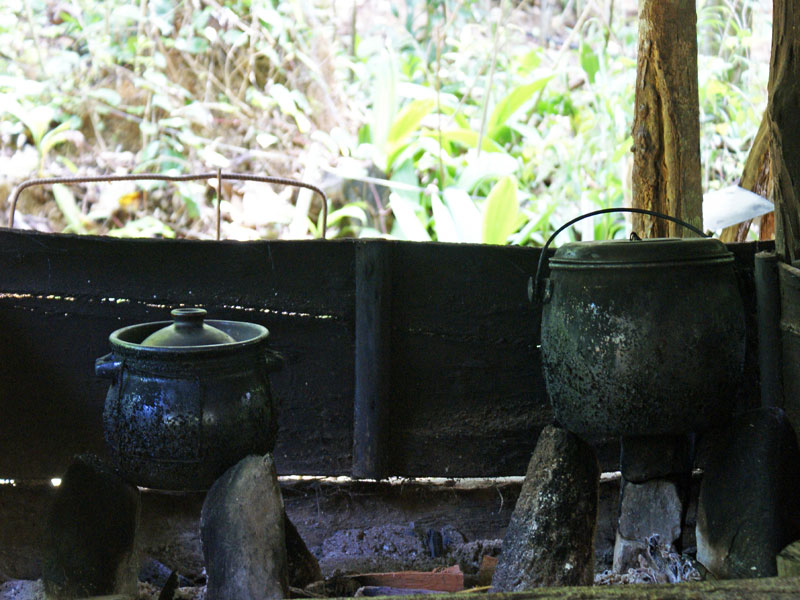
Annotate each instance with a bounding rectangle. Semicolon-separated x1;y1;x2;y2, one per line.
108;318;269;357
548;237;734;268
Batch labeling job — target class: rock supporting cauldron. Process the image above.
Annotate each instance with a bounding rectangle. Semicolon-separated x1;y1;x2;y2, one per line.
96;308;282;491
540;236;746;436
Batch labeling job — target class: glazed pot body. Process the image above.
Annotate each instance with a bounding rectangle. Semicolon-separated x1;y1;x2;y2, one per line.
540;238;746;436
96;319;280;490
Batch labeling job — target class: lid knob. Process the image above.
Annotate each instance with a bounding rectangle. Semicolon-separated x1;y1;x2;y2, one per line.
141;308;236;347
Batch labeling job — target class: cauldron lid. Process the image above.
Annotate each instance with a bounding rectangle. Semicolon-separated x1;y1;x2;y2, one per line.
549;237;733;266
141;308;236;347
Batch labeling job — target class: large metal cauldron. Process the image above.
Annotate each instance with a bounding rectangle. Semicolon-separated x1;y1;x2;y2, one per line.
95;308;282;490
535;209;746;436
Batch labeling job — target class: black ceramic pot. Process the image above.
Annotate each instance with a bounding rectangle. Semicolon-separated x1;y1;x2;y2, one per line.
539;236;746;436
95;308;282;490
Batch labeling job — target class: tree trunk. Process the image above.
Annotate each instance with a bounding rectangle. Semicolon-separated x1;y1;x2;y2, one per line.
720;117;770;243
631;0;702;238
721;0;800;259
768;0;800;262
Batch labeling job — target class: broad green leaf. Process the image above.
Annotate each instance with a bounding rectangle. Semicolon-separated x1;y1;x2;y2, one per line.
39;120;79;159
327;204;369;227
17;105;55;147
256;133;278;149
389;192;430;241
443;188;481;243
431;191;459;243
482;176;519;245
612;135;633;162
139;120;158;137
384;100;434;171
457;151;518;192
53;184;88;234
516;49;542;73
395;82;459;107
199;147;230;168
88;88;122;107
371;49;398;164
152;93;176;113
222;29;248;47
271;83;311;133
174;36;208;54
387;98;435;147
435;129;504;153
488;76;552;139
108;216;175;238
580;42;600;84
157;117;187;129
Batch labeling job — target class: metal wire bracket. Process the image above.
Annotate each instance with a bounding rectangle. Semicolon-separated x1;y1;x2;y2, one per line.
6;172;329;239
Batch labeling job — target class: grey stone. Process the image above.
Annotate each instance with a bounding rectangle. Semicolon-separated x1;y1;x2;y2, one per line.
620;435;693;483
696;407;800;578
0;580;44;600
612;533;649;573
42;455;140;599
490;425;599;591
201;454;288;600
616;479;683;546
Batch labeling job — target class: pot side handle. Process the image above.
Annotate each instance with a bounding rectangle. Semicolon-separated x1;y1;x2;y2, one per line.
95;353;122;378
264;349;285;373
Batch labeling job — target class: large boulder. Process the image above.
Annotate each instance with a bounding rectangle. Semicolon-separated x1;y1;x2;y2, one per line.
696;407;800;578
491;425;599;590
201;454;288;600
42;455;140;599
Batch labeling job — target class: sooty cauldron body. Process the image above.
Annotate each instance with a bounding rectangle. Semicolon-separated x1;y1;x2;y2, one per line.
96;311;281;490
540;237;746;436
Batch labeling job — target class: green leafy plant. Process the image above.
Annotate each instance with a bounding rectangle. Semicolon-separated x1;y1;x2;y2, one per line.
0;0;769;243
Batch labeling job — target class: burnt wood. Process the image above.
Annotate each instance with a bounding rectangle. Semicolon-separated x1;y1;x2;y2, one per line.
0;229;765;479
353;240;393;478
780;261;800;444
755;251;783;407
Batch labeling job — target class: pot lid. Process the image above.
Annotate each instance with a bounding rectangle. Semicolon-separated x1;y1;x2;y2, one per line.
141;308;236;347
549;237;733;267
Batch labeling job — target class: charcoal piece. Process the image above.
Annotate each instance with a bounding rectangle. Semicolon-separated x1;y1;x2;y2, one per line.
139;559;192;588
425;529;444;558
157;570;179;600
42;454;140;599
696;407;800;578
620;434;693;483
490;425;599;591
284;511;322;588
201;454;288;600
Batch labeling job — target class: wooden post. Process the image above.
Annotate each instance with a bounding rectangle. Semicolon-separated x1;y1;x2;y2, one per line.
631;0;703;238
766;0;800;263
352;241;393;479
721;0;800;252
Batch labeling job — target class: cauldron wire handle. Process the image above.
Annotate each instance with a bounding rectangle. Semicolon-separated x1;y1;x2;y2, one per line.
6;172;329;238
530;207;710;305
